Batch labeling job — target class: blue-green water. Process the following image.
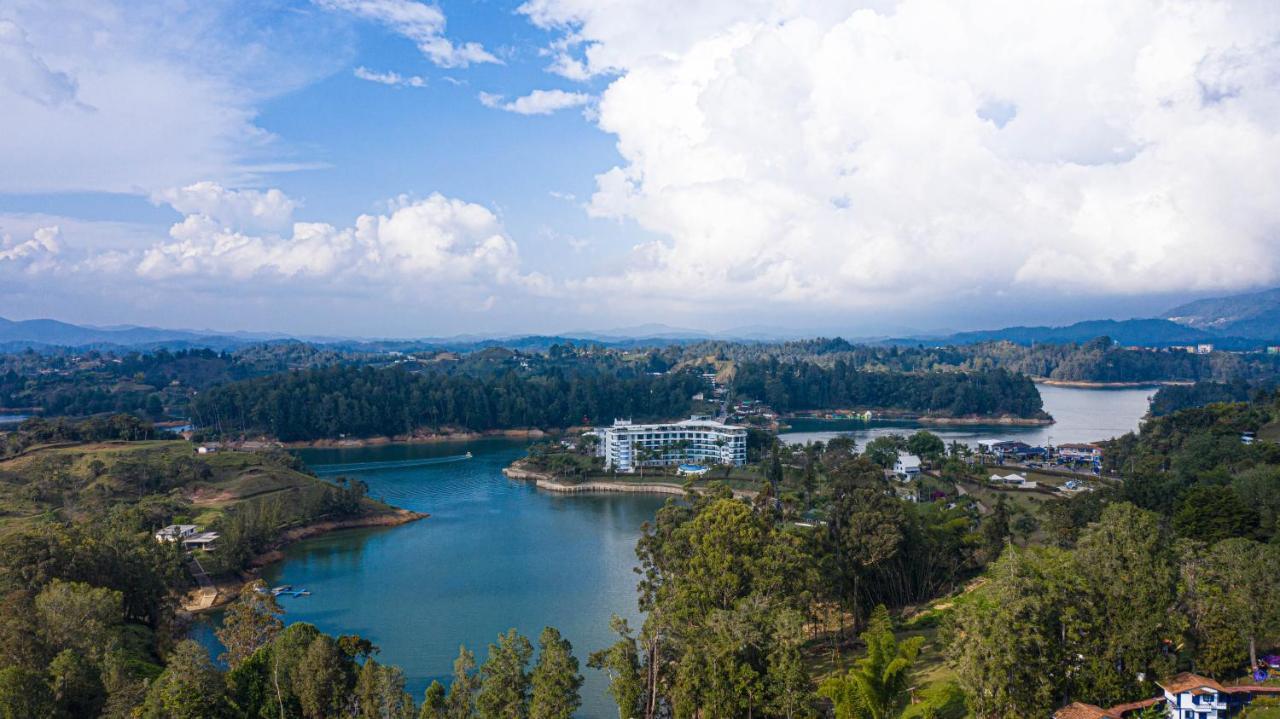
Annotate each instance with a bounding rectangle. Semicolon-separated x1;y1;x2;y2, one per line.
780;384;1153;447
194;439;664;717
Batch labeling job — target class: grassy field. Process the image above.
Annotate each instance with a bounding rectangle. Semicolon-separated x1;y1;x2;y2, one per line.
0;439;369;532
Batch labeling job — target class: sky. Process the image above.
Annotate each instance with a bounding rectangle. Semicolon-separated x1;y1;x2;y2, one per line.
1;0;1278;338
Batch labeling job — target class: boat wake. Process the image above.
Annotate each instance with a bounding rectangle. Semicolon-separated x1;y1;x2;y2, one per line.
311;454;474;475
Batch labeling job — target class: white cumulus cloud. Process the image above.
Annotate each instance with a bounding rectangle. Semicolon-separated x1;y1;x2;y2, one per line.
137;190;550;295
316;0;499;68
354;66;428;88
152;182;299;233
0;226;63;273
521;0;1280;311
478;89;592;115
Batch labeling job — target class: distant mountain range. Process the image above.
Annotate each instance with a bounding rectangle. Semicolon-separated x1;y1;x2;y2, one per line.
904;287;1280;347
4;286;1280;352
1163;287;1280;339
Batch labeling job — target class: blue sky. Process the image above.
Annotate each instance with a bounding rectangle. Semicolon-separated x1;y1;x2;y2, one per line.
1;0;1278;338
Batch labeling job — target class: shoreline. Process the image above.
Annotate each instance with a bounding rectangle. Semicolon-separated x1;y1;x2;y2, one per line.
285;428;551;449
504;461;757;499
1034;378;1192;389
182;508;427;614
786;410;1053;426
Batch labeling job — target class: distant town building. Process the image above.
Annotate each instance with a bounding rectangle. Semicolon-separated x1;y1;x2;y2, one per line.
1058;443;1103;463
1267;346;1280;355
596;418;747;472
1196;343;1214;355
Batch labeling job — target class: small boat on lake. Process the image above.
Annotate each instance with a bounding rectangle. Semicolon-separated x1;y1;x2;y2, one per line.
465;451;473;458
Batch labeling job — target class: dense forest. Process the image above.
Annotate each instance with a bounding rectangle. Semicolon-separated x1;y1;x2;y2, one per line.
664;336;1280;383
188;358;1047;442
1148;379;1258;416
733;361;1045;418
189;363;707;441
0;344;363;420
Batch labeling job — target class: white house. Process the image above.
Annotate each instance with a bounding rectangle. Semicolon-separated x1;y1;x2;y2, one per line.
181;531;220;552
1158;673;1234;719
597;418;747;473
155;524;198;543
893;453;922;479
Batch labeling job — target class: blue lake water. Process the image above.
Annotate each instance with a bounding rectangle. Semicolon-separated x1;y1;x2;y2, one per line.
193;439;663;717
779;384;1153;447
192;385;1152;716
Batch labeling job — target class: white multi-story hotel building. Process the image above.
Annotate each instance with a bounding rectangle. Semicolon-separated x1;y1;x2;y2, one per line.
596;418;748;472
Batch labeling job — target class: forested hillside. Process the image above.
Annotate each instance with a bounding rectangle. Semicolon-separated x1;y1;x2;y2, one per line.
190;363;706;441
662;336;1280;383
733;361;1046;418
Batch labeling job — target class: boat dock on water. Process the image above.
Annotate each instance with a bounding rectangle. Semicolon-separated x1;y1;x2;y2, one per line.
270;585;312;598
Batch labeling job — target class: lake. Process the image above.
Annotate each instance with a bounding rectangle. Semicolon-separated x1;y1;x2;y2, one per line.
193;439;664;718
779;384;1154;447
192;385;1153;716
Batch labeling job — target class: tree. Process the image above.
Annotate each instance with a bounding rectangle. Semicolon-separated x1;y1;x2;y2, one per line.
420;681;447;719
529;627;583;719
0;666;53;719
1173;485;1259;543
35;579;124;662
907;431;946;463
827;485;906;630
1186;538;1280;676
587;618;643;719
820;605;923;719
49;648;105;719
139;640;229;719
950;547;1094;718
768;610;817;719
768;447;785;486
216;579;284;668
864;436;903;469
1072;503;1180;704
355;659;415;719
294;634;354;719
979;498;1011;563
445;646;480;719
476;629;533;719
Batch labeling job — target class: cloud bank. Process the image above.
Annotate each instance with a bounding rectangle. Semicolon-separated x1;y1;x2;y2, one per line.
521;0;1280;311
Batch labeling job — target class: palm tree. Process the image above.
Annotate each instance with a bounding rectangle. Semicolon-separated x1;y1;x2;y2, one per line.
819;605;924;719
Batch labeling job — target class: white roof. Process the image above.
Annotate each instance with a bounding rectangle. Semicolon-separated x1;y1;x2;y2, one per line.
607;417;745;432
158;524;197;534
895;453;922;466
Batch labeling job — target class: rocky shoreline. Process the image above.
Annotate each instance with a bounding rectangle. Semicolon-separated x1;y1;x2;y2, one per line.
285;428;550;448
1034;378;1190;389
504;461;756;499
182;508;427;614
